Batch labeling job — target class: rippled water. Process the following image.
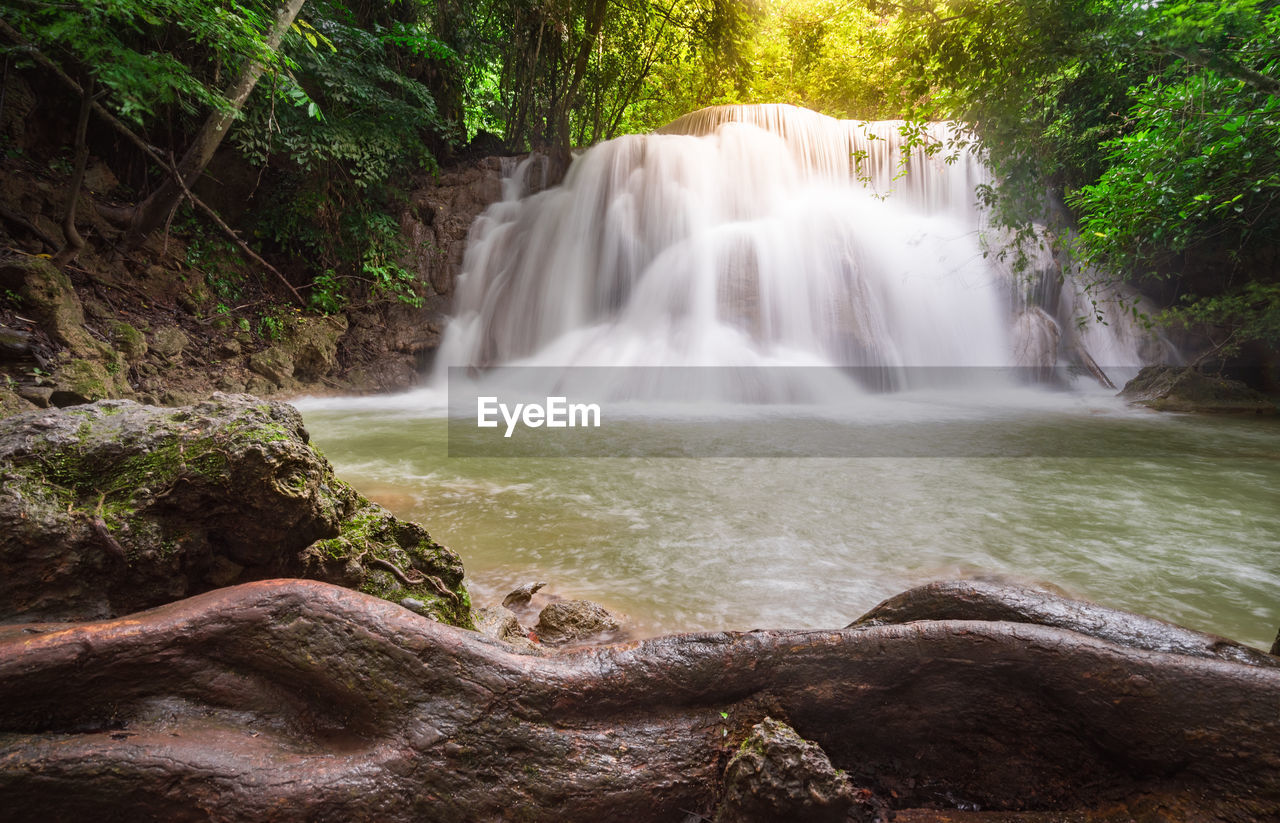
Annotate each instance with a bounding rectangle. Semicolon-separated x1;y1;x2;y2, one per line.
299;388;1280;650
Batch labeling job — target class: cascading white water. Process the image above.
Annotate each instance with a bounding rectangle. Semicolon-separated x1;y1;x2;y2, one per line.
436;103;1169;393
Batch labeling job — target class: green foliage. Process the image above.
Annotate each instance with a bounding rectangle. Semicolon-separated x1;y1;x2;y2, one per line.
225;0;446;310
2;0;288;124
438;0;755;148
234;6;452;188
183;219;245;304
1169;283;1280;352
254;179;421;309
257;309;285;341
868;0;1280;350
705;0;900;120
1070;3;1280;280
308;270;346;314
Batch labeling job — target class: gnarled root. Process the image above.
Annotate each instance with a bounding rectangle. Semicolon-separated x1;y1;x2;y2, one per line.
1;579;1278;822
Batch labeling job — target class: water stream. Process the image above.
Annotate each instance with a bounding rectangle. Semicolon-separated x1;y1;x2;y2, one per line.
299;105;1278;649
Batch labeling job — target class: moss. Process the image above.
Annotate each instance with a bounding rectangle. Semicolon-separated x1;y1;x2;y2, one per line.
0;386;36;417
53;358;111;402
110;322;148;363
304;501;472;629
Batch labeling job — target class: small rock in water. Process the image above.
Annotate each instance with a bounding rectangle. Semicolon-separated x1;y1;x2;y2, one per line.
534;599;620;646
502;581;546;609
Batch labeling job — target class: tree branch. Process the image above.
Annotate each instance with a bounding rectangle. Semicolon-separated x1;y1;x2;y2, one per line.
1162;45;1280;96
0;18;306;307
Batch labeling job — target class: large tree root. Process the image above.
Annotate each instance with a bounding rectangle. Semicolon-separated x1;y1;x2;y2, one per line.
1;579;1278;822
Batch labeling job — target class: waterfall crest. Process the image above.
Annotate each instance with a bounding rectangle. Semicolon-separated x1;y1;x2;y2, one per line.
436;103;1170;390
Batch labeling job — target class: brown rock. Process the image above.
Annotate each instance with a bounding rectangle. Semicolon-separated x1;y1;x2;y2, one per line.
149;326;189;361
248;346;295;387
534;599;620;645
1119;365;1276;413
716;718;881;823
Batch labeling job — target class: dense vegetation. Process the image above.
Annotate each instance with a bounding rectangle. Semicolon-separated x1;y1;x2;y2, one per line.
1;0;1277;360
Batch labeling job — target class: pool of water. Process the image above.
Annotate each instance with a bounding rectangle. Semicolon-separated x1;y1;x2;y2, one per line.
299;387;1280;650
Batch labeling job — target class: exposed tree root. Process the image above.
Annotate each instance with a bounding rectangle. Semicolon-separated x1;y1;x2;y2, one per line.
1;579;1278;821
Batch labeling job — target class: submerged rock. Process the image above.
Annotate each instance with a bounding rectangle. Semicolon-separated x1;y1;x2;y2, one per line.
0;395;469;625
1119;365;1276;413
534;599;621;645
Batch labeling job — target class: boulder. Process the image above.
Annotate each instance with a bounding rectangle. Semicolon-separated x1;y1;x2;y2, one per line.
0;258;131;398
300;500;469;626
148;327;189;361
47;356;115;406
0;395;468;624
110;321;148;363
1119;364;1276;413
248;345;296;387
0;257;91;355
0;384;36;416
282;315;347;381
716;717;876;823
534;599;621;645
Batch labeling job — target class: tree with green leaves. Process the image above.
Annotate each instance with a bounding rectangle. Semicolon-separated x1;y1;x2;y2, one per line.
863;0;1280;358
125;0;308;244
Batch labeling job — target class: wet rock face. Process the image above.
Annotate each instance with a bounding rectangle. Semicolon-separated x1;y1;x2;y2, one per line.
337;158;508;392
1120;364;1276;413
0;395;468;624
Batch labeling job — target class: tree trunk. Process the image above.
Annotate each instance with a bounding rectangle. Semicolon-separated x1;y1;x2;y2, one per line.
547;0;610;182
124;0;307;245
52;76;92;266
1;578;1278;821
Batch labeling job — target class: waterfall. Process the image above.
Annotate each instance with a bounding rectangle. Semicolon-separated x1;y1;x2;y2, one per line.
435;103;1171;395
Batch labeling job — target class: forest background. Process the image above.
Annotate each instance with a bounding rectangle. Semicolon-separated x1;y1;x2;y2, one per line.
2;0;1278;363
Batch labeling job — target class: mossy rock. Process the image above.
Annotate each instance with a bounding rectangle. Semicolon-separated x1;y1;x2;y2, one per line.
149;327;189;361
0;258;132;399
0;385;36;418
111;322;148;363
303;502;472;628
0;257;96;359
248;346;295;387
0;395;469;624
1120;365;1277;414
49;358;105;406
48;354;130;407
281;315;348;382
